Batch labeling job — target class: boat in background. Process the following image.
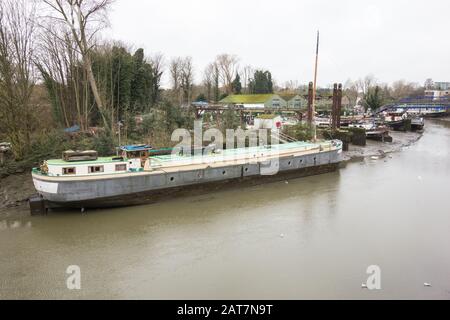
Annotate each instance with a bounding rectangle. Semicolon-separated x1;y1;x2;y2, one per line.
411;116;425;131
349;120;391;141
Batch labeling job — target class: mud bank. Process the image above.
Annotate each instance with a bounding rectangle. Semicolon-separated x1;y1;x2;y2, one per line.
0;173;35;215
342;130;423;162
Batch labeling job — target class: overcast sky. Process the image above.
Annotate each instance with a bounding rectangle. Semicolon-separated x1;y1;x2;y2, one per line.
106;0;450;88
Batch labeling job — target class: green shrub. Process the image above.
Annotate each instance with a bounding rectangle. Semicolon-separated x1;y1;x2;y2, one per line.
283;123;314;142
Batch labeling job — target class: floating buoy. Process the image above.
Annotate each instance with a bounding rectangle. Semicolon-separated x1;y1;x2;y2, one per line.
280;234;285;238
424;283;432;287
285;181;289;185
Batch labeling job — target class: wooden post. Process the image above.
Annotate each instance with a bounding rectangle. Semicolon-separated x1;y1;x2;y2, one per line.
332;83;338;130
337;84;343;129
307;82;314;125
311;31;320;142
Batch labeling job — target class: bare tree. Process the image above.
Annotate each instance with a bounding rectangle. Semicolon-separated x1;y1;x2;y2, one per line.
241;65;254;94
0;0;37;159
390;80;421;100
283;80;299;93
343;79;359;107
37;27;90;130
41;0;115;130
356;74;376;96
169;57;183;105
149;52;164;107
424;78;434;90
180;57;194;106
215;54;239;94
203;63;215;102
169;57;182;91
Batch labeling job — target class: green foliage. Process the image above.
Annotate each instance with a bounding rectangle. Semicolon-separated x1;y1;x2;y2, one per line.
39;46;162;129
362;86;385;112
231;74;242;94
283;123;314;142
219;93;229;101
249;70;274;94
91;132;116;156
92;46;161;119
321;129;353;143
221;110;242;131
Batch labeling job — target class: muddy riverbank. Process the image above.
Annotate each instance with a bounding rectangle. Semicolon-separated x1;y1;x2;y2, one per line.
0;130;423;216
343;130;423;162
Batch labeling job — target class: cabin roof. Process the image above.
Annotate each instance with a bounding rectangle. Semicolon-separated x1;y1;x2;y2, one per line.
47;157;125;166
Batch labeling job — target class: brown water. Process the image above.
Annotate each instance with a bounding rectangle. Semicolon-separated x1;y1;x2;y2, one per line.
1;120;450;300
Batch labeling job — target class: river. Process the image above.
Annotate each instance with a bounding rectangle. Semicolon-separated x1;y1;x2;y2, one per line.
1;120;449;300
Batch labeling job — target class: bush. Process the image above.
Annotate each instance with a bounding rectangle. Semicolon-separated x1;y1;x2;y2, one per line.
283;123;314;142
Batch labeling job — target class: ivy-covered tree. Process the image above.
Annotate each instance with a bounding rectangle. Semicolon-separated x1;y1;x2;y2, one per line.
40;44;163;130
362;86;385;112
231;74;242;94
249;70;274;94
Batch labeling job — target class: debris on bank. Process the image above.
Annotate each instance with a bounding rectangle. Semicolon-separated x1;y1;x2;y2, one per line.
342;131;423;162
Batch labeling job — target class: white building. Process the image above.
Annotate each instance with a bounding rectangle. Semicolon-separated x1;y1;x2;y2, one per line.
254;115;283;131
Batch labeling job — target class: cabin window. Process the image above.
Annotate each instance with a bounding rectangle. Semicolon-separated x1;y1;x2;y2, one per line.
89;166;104;174
115;164;127;172
63;167;76;175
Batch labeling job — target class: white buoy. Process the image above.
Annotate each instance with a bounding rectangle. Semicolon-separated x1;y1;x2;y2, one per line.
285;181;289;185
424;283;432;287
280;234;285;238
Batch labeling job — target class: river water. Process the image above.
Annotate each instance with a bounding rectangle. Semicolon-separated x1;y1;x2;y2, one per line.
1;120;450;300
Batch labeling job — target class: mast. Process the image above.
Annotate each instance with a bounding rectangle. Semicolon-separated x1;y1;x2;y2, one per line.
312;30;320;142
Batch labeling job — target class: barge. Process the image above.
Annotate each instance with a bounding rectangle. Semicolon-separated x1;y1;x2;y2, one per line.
31;140;343;210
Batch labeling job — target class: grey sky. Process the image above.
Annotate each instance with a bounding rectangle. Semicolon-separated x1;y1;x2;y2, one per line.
106;0;450;88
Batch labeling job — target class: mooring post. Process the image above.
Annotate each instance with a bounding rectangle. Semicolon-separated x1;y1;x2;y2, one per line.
332;83;338;130
307;82;314;126
337;84;343;129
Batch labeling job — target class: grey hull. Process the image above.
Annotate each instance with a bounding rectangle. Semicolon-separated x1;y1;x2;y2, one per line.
35;150;342;209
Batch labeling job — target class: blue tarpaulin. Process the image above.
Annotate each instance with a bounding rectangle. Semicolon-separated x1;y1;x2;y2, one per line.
64;125;81;133
120;145;152;152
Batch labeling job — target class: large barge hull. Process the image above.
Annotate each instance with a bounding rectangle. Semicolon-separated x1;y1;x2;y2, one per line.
33;149;341;209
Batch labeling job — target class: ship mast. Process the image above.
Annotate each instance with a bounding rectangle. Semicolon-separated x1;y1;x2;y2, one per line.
312;30;320;142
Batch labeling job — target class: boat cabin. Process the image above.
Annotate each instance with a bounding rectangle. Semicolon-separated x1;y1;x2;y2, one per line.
120;145;152;167
38;145;153;177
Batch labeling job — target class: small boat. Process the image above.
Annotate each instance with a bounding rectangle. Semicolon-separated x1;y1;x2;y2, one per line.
315;117;331;128
411;116;424;131
384;112;410;131
349;121;391;141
